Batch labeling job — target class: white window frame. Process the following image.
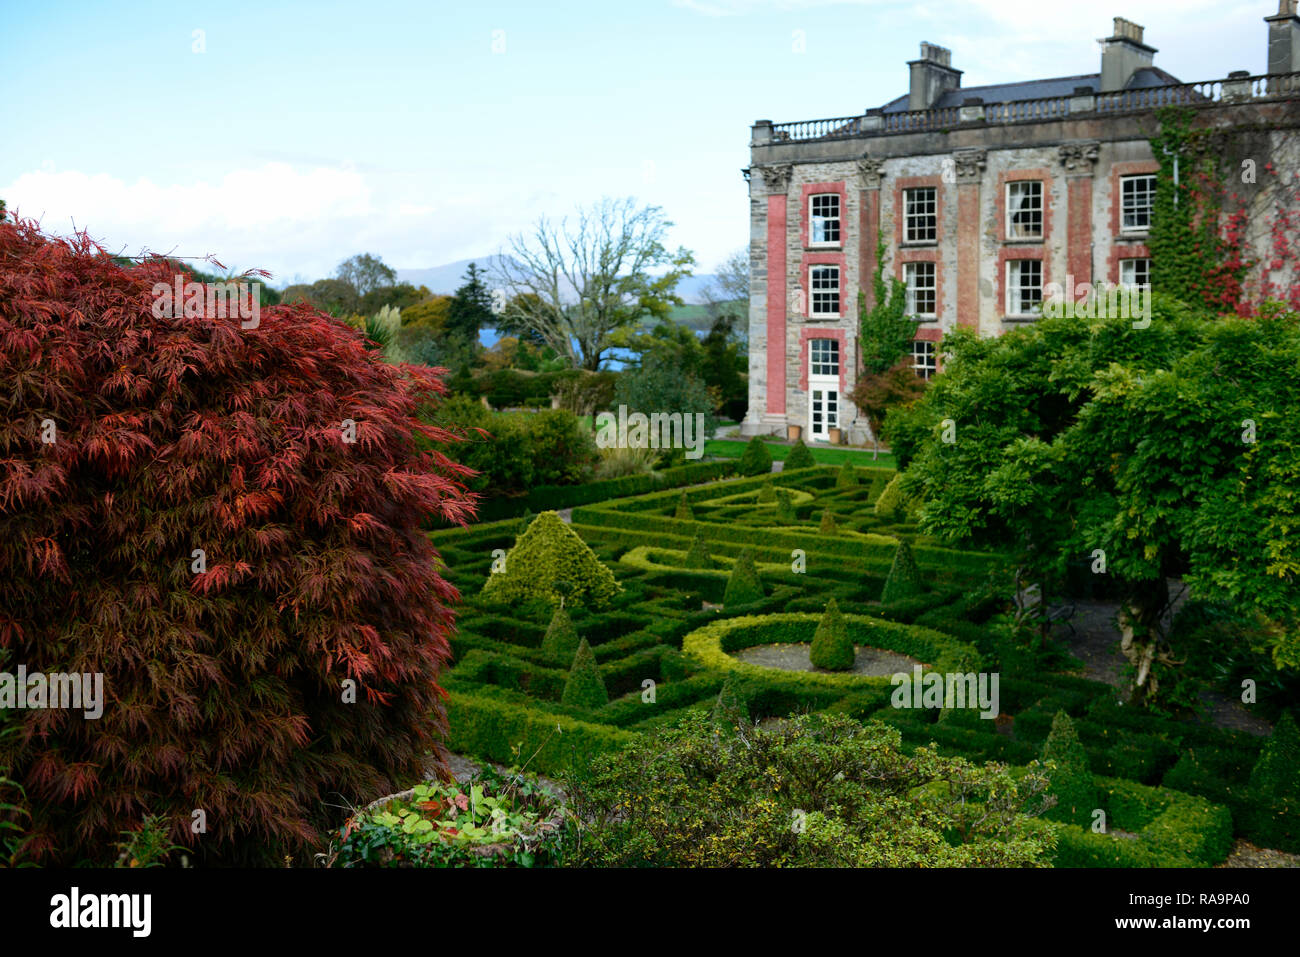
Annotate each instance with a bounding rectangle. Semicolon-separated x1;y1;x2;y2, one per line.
1006;180;1044;240
1120;174;1156;232
912;340;937;380
1006;259;1043;317
903;187;937;244
809;193;841;246
809;265;840;317
809;338;840;377
903;261;937;319
1119;257;1151;288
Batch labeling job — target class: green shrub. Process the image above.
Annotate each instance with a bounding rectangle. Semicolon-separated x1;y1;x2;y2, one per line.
562;640;609;710
540;606;580;665
682;530;714;569
723;548;765;608
757;481;777;504
874;472;905;519
836;459;858;488
880;539;923;603
673;491;693;520
1250;711;1300;799
712;673;750;729
565;712;1054;867
738;437;774;476
481;511;621;609
809;598;854;671
819;510;838;535
785;439;815;471
774;489;796;523
1041;712;1096;827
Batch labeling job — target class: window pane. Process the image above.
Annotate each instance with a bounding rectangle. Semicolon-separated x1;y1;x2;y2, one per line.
1008;260;1042;315
810;266;840;315
811;194;841;244
1122;175;1155;230
905;187;937;243
1007;181;1043;239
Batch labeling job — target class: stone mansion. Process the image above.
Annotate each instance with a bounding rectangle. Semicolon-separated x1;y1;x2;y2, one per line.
741;8;1300;445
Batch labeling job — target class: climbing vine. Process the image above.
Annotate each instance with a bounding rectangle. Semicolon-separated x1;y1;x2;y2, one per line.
1148;107;1253;316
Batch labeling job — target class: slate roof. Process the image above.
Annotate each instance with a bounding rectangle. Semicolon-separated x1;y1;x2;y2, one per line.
878;66;1184;112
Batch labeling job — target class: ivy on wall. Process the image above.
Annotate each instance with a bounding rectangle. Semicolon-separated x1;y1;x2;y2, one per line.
1148;106;1252;316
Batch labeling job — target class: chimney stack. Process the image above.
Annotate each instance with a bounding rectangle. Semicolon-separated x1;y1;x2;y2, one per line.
908;42;962;111
1265;1;1300;76
1100;17;1156;92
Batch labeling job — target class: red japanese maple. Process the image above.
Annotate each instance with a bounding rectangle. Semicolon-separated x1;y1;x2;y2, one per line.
0;217;477;865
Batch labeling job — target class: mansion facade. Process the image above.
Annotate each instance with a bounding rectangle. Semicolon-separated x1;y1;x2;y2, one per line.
742;8;1300;445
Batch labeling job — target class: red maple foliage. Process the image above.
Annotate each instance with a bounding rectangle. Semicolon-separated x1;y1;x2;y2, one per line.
0;217;477;865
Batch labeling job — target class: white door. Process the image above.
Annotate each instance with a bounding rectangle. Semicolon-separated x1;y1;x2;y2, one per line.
807;338;840;440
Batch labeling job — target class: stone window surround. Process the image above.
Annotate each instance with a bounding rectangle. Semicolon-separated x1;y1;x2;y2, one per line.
799;251;850;319
800;181;848;250
995;167;1055;246
896;247;944;321
894;175;944;248
1000;250;1049;320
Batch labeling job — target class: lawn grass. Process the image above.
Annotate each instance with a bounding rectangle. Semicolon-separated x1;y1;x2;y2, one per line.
704;438;897;470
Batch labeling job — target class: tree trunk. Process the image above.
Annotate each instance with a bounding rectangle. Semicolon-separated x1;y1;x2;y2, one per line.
1117;578;1171;706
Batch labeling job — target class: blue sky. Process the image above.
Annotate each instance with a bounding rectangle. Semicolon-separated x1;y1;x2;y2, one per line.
1;0;1278;286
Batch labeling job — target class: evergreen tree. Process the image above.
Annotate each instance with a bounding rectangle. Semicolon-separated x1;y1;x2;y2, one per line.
809;598;855;671
738;437;773;476
711;672;750;729
836;459;858;488
784;439;815;471
1040;712;1095;827
881;539;924;603
775;488;796;523
562;639;608;709
445;262;495;354
541;605;580;665
682;530;714;569
757;480;777;504
723;548;765;608
482;511;621;609
819;510;839;535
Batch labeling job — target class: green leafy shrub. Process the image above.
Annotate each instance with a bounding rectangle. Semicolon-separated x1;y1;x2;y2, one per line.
682;530;714;569
774;489;796;523
819;510;838;535
723;548;765;608
875;472;905;519
881;539;924;603
757;480;777;504
1251;711;1300;799
836;459;858;488
482;511;621;609
785;439;815;471
809;598;855;671
1040;712;1096;827
739;437;774;476
712;673;750;729
562;640;609;710
566;712;1054;866
540;606;580;665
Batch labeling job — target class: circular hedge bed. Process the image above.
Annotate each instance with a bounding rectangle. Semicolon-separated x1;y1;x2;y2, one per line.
682;613;981;688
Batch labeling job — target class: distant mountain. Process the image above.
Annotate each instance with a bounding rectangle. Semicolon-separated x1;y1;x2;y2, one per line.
396;256;718;304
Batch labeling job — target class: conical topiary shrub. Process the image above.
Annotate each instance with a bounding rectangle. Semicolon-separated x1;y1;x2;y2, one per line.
874;473;905;521
540;605;580;665
723;548;765;608
1040;711;1095;826
836;459;858;488
784;439;815;471
482;511;621;609
809;597;855;671
1250;711;1300;799
757;480;777;504
775;488;796;523
819;510;838;535
881;539;923;603
682;530;714;569
561;639;608;709
712;672;750;729
738;437;774;476
674;491;693;520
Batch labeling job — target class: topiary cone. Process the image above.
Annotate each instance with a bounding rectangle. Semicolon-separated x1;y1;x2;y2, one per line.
723;548;765;608
809;597;855;671
881;539;924;603
561;639;608;710
541;605;580;665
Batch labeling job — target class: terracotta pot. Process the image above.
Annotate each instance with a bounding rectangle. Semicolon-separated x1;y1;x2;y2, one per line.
787;424;803;441
828;427;842;445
